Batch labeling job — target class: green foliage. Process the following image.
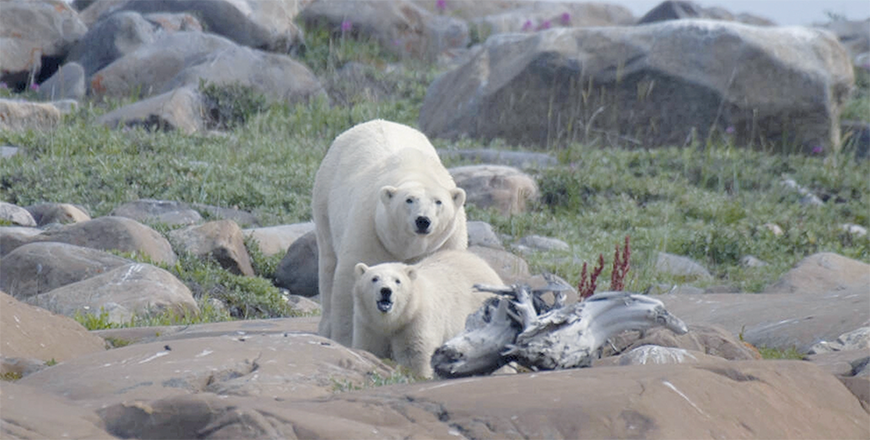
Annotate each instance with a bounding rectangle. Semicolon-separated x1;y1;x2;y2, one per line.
104;337;133;348
1;372;22;382
199;80;269;130
331;367;420;393
74;308;119;331
757;346;805;360
44;358;57;366
244;235;283;279
297;20;398;75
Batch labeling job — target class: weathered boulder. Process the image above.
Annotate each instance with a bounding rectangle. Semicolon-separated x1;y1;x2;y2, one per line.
18;332;393;408
0;99;62;131
637;1;775;26
24;202;91;226
602;324;761;361
0;216;177;264
87;361;870;439
470;1;634;40
191;203;259;228
80;0;307;52
142;12;203;32
0;242;130;298
111;198;202;227
449;164;539;215
765;252;870;294
0;201;36;227
93;316;320;346
299;0;469;62
0;291;106;362
169;220;254;276
67;11;159;77
35;62;86;101
515;234;570;252
0;382;115;439
0;226;43;257
467;220;503;249
655;252;713;280
816;18;870;63
89;31;325;104
28;262;198;324
0;0;88;86
469;244;531;284
420;20;854;151
809;327;870;354
597;346;727;367
243;222;314;257
661;285;870;352
274;229;318;296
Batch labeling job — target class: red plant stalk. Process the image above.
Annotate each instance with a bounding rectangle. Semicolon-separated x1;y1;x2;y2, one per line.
610;235;631;291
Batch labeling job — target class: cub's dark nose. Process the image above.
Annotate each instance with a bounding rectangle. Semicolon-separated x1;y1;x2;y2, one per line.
415;216;431;233
380;287;392;298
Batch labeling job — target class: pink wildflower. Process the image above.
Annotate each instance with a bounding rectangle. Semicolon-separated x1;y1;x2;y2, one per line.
340;20;352;32
436;0;446;12
522;20;533;32
560;12;571;25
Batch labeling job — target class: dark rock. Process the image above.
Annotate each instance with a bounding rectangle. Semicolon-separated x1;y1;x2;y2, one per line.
275;230;319;296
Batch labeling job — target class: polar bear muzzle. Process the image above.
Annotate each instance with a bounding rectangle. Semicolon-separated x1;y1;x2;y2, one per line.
377;287;393;312
415;216;431;234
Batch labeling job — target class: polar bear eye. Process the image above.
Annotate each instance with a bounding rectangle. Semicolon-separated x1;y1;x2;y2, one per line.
435;199;442;206
371;276;379;283
405;198;413;204
395;279;401;285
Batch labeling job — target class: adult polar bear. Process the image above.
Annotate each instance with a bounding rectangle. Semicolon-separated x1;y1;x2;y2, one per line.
313;120;468;346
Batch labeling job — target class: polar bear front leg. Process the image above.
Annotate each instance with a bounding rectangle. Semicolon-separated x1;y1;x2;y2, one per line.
315;230;337;338
329;259;358;346
393;337;436;379
352;318;391;359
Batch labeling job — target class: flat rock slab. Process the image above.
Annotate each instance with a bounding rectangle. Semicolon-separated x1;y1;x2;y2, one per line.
92;316;320;345
95;360;868;439
765;252;870;294
660;286;870;352
0;292;106;363
0;382;114;440
19;331;391;409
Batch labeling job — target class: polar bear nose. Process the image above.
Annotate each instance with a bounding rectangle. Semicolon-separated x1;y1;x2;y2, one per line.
380;287;392;298
415;216;431;233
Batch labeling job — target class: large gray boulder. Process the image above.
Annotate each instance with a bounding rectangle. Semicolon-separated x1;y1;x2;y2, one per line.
470;1;634;40
169;220;255;277
66;11;159;77
0;242;130;298
274;230;318;297
0;201;36;227
24;203;90;226
299;0;469;62
420;20;854;151
0;0;88;85
110;199;202;226
79;0;306;52
96;86;206;133
764;252;870;294
637;1;775;26
35;62;86;101
28;262;198;324
89;31;325;104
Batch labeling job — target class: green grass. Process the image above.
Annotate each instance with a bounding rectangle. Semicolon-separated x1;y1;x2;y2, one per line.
756;346;805;360
331;367;421;393
2;20;869;330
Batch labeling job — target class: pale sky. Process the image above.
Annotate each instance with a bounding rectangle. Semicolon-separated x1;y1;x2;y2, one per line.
613;0;870;25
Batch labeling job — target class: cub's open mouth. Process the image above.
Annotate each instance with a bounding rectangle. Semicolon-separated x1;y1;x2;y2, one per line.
377;300;393;313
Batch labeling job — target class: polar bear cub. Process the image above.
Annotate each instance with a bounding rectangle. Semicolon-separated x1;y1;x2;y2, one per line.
352;250;502;378
313;120;468;346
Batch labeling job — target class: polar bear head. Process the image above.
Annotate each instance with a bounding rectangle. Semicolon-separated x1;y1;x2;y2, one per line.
353;262;418;331
376;181;466;260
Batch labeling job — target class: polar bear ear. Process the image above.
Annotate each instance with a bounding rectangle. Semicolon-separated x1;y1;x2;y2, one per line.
380;186;397;205
404;267;417;281
354;263;369;279
450;187;466;208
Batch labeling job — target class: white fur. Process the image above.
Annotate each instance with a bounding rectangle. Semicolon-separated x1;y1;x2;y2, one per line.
312;120;468;346
351;250;501;378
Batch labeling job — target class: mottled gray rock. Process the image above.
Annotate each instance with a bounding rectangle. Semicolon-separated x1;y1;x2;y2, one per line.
191;203;259;228
90;31;325;104
300;0;469;62
0;291;107;363
0;242;130;299
98;86;206;134
274;230;318;297
142;12;203;32
0;146;19;159
0;201;36;227
420;20;853;151
28;262;198;324
35;62;86;101
0;1;87;84
655;252;712;280
470;1;634;40
0;382;115;439
467;220;503;249
68;11;157;77
24;202;90;226
660;285;870;352
809;327;870;354
816;18;869;62
450;164;539;215
739;255;768;268
515;234;569;252
81;0;306;52
0;216;177;265
637;1;775;26
243;222;314;257
0;356;47;379
609;346;725;366
765;252;870;294
110;199;202;227
285;294;321;315
0;99;61;132
169;220;254;276
602;324;761;361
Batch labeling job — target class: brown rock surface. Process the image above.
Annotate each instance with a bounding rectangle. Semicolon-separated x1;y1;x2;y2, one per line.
764;252;870;293
0;291;106;362
0;382;115;439
169;220;255;276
